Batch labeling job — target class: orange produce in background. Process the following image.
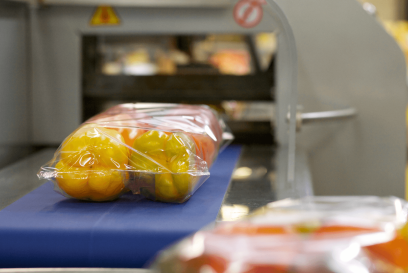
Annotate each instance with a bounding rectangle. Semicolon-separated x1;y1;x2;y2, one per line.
210;50;251;75
92;113;150;147
365;234;408;269
215;223;290;236
116;127;147;147
191;134;216;167
179;254;228;273
312;225;382;240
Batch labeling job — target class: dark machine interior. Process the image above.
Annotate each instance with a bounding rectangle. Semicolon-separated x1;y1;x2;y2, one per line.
81;34;276;145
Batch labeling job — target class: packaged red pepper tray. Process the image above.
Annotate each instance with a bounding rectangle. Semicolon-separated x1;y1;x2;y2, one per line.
37;103;232;203
151;196;408;272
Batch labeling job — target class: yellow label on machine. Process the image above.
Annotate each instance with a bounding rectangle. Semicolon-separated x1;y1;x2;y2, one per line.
90;6;120;26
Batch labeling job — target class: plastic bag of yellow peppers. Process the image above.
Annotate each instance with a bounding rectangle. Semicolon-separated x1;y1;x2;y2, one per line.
37;103;231;203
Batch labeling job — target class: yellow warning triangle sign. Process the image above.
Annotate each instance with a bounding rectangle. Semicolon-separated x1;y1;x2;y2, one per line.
90;6;120;26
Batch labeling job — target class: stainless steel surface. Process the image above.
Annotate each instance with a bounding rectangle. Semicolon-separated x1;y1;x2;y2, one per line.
301;107;357;124
39;0;230;7
363;2;377;16
263;2;298;184
287;106;357;131
276;0;407;197
0;148;54;210
275;146;314;200
10;0;230;7
217;145;313;221
218;145;276;221
0;1;32;168
0;269;151;273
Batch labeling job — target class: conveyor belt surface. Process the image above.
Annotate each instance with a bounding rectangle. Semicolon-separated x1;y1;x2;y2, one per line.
0;146;242;268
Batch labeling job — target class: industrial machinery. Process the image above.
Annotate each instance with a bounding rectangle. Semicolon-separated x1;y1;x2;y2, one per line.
4;0;305;208
0;0;406;269
3;0;403;196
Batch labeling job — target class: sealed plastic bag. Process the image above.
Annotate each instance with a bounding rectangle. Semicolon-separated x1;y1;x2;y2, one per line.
152;196;408;272
37;103;231;203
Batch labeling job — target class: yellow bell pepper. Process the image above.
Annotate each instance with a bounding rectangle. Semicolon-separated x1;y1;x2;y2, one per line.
56;125;129;201
129;130;196;202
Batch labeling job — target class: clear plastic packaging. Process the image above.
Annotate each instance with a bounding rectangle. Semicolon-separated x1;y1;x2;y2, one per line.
152;196;408;272
37;103;231;203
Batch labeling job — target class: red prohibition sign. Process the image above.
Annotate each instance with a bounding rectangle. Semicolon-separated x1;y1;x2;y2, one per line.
233;0;266;28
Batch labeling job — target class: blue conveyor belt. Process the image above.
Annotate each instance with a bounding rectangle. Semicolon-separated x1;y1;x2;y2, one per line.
0;146;242;268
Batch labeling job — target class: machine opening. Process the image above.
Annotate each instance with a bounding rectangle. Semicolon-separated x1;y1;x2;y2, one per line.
82;33;277;144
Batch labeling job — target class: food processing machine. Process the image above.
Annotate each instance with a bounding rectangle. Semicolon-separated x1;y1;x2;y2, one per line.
4;0;403;197
0;0;406;269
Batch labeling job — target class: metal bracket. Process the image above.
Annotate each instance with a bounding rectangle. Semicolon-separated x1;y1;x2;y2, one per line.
288;106;357;131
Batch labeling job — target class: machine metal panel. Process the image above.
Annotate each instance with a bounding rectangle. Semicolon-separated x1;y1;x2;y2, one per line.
276;0;407;198
30;5;282;145
0;1;32;168
30;6;83;145
8;0;230;8
0;149;51;210
40;0;231;8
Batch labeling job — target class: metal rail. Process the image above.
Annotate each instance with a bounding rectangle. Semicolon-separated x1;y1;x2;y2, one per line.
286;106;357;131
9;0;231;7
301;107;357;124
